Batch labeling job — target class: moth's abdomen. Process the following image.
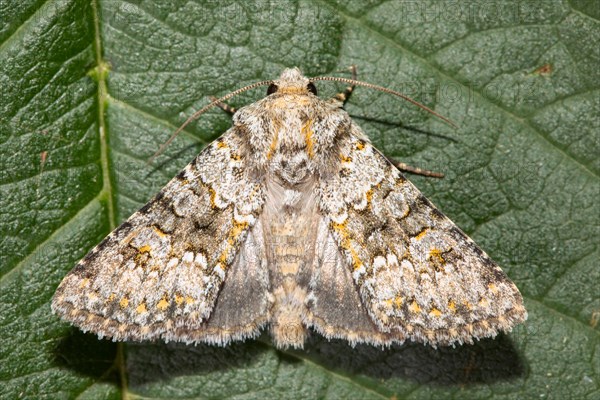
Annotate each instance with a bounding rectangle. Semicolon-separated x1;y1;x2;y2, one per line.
262;177;319;348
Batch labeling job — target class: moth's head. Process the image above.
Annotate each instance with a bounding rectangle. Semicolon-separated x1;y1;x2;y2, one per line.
267;68;317;96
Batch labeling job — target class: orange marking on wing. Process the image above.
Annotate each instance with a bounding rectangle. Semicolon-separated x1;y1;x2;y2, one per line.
86;292;98;301
429;307;442;317
152;226;167;238
448;300;457;312
394;296;403;308
331;220;363;270
175;294;184;305
217;219;249;269
415;228;428;240
119;297;129;309
365;188;374;208
157;297;169;311
136;302;147;314
207;185;218;208
409;300;421;313
429;247;445;264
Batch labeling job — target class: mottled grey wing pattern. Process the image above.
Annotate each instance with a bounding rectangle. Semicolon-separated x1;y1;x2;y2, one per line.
52;130;267;343
317;129;527;346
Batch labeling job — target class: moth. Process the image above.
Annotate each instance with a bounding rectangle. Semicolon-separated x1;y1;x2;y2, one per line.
52;68;527;349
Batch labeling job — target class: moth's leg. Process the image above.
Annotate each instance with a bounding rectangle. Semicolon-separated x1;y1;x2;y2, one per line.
330;65;357;106
209;96;237;115
386;156;445;178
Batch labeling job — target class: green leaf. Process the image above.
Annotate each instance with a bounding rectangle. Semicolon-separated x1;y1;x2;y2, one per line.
1;0;598;399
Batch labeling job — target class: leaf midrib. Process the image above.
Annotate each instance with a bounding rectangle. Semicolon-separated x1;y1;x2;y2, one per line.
91;0;128;399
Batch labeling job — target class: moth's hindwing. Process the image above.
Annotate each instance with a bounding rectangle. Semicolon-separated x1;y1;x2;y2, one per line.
51;130;268;344
318;133;527;346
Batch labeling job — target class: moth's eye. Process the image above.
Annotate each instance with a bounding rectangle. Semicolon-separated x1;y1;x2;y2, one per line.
307;82;318;95
267;84;278;95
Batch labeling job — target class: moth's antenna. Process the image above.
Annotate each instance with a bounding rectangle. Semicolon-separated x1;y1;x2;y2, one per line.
149;79;273;164
311;76;458;129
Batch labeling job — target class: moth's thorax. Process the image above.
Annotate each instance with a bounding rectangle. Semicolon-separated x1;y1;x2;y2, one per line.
235;94;350;185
